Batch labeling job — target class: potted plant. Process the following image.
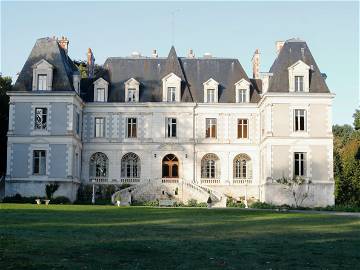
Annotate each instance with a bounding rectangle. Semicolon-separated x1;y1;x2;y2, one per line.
207;196;212;208
45;183;59;205
35;198;41;205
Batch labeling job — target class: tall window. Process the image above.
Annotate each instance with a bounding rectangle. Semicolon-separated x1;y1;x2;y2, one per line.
34;108;47;130
207;89;215;103
238;89;247;103
237;119;248;139
233;154;251;179
294;152;306;177
127;118;137;138
206;118;217;138
95;117;105;137
166;118;177;138
89;152;108;178
96;88;105;102
121;152;140;178
295;76;304;92
201;153;219;179
127;88;136;102
294;109;306;131
37;74;47;90
33;150;46;175
167;87;176;102
75;112;80;135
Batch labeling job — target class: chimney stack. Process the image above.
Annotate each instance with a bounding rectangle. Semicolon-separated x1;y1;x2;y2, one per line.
275;41;285;55
252;49;260;79
58;36;69;54
187;49;195;58
152;49;158;58
87;48;95;79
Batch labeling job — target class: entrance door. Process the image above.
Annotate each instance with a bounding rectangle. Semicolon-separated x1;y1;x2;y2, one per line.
162;154;179;178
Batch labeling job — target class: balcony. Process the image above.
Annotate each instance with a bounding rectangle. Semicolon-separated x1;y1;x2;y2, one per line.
90;177;108;183
120;178;140;184
233;178;252;184
161;178;179;184
201;179;220;184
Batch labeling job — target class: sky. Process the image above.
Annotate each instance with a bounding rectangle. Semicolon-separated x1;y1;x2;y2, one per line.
1;1;359;125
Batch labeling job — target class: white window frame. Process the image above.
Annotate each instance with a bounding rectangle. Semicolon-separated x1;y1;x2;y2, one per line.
167;87;176;102
32;59;53;91
162;73;181;102
32;149;47;175
288;60;310;93
166;118;177;138
205;118;217;138
127;117;137;138
294;109;306;132
93;78;109;102
294;152;306;177
294;76;304;92
203;78;219;103
235;79;250;103
125;78;140;102
237;118;249;139
34;107;48;130
94;117;105;138
96;88;105;102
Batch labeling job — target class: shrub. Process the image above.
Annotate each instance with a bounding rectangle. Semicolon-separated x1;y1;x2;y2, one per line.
250;201;277;209
45;183;59;199
187;199;198;207
2;194;45;204
51;196;71;204
226;197;246;208
131;200;159;206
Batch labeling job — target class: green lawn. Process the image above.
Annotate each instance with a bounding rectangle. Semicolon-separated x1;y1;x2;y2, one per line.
0;204;359;270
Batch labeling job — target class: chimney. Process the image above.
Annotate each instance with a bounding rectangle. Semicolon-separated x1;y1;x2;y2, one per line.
87;48;95;79
58;36;69;54
187;49;195;58
252;49;260;79
152;49;158;58
275;41;285;55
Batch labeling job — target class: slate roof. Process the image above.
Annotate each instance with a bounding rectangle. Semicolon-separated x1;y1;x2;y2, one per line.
13;37;78;92
80;46;260;103
268;38;330;93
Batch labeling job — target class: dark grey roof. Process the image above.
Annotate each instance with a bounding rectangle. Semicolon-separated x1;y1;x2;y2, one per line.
81;46;259;103
268;39;330;93
13;37;78;91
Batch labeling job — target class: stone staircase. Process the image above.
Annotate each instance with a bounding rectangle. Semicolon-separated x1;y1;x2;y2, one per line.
111;179;227;207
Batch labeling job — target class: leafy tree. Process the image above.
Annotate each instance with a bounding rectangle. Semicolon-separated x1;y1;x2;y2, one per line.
45;183;59;199
0;76;12;175
353;109;360;130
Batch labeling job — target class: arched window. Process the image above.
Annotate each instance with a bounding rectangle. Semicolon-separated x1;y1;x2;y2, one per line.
162;154;179;178
89;152;109;178
121;152;140;178
201;153;220;179
233;154;252;179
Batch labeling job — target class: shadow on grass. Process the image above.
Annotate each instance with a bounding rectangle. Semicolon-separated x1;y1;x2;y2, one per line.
1;204;360;270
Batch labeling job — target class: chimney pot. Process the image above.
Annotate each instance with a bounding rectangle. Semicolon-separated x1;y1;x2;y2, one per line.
252;49;260;79
275;41;285;55
152;49;158;58
57;36;69;54
187;49;195;58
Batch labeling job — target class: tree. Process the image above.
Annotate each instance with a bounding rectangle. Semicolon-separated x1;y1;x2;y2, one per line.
45;183;59;199
275;176;312;207
353;109;360;130
0;76;12;175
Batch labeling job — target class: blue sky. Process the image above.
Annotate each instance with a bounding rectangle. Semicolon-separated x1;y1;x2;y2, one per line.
1;1;359;125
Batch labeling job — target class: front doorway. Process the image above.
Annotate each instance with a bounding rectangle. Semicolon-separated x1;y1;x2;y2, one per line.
162;154;179;178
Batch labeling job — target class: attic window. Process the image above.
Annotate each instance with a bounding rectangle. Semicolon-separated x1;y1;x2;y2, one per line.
162;73;181;102
93;78;109;102
124;78;140;103
235;79;250;103
32;59;53;91
288;60;310;92
295;76;304;92
203;78;219;103
37;75;47;90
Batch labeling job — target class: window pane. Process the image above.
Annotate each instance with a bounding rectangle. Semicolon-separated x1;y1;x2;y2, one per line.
38;75;47;90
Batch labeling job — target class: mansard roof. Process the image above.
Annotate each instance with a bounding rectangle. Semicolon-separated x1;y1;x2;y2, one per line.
84;47;260;103
268;38;330;93
13;37;78;92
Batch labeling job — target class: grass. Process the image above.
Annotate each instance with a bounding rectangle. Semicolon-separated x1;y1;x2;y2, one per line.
0;204;359;270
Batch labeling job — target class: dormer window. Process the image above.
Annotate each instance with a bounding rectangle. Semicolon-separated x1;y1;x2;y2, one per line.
96;88;105;102
237;89;247;103
295;76;304;92
32;59;53;91
37;75;47;91
288;60;310;92
203;78;219;103
162;73;181;102
235;79;250;103
167;87;176;102
125;78;140;102
93;78;109;102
